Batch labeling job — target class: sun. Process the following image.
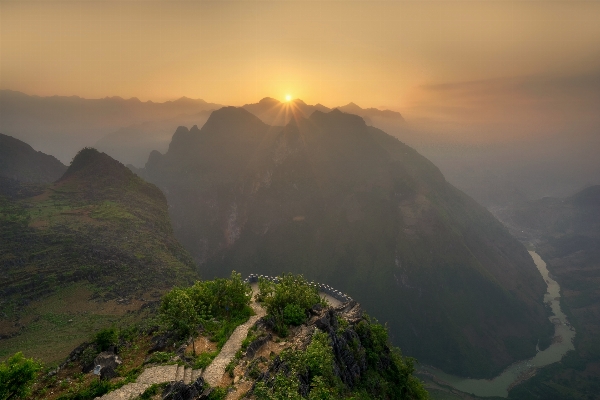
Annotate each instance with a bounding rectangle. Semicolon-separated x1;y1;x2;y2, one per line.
285;94;292;102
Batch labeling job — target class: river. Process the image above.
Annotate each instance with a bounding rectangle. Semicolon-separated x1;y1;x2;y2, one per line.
420;251;576;398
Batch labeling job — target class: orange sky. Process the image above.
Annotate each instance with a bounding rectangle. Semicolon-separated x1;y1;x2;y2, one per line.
1;1;600;120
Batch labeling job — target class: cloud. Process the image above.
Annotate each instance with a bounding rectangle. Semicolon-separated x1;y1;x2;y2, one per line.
406;73;600;140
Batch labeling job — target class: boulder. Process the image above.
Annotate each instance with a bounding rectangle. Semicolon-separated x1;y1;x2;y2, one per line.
100;366;118;381
149;333;171;352
245;333;272;359
309;303;323;315
93;351;122;371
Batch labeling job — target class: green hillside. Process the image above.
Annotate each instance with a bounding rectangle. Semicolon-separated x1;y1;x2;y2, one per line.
143;107;552;378
0;148;197;363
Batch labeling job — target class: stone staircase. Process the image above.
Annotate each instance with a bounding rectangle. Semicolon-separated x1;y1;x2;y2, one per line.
95;364;202;400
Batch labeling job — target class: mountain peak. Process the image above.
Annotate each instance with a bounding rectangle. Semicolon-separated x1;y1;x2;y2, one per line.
62;148;118;178
204;106;267;131
258;97;280;105
60;148;137;187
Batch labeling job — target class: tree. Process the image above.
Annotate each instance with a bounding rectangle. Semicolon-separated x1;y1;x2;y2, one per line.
0;352;41;400
159;288;203;355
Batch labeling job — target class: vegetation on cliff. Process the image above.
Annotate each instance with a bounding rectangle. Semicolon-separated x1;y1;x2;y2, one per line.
17;273;427;400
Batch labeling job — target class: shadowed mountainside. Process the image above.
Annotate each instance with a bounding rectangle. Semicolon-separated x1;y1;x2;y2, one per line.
0;133;67;183
142;107;552;378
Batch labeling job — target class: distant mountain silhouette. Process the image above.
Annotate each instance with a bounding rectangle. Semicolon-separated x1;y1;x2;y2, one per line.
143;106;552;378
338;102;405;121
95;110;215;167
0;133;66;183
242;97;404;127
0;90;223;163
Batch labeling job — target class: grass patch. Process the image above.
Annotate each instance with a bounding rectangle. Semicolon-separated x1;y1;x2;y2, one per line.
193;350;219;370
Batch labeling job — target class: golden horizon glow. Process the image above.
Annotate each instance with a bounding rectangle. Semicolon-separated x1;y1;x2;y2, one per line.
1;1;599;126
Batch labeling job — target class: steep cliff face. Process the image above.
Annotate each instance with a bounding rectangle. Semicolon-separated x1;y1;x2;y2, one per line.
144;107;552;378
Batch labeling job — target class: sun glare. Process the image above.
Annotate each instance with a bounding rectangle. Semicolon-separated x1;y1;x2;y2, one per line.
285;94;292;102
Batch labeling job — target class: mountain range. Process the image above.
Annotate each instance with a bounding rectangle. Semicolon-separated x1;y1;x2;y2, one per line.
0;90;223;164
140;106;553;378
241;97;404;127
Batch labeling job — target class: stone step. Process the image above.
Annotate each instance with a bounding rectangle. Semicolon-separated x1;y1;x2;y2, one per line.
190;368;202;382
183;367;191;384
175;364;184;382
96;382;150;400
137;364;179;384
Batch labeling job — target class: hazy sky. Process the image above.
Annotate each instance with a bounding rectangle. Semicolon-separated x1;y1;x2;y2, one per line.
1;1;600;120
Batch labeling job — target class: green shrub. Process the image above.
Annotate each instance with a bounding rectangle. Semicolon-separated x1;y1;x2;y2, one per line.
160;271;252;341
79;345;99;368
0;352;41;400
283;303;306;326
55;379;115;400
253;330;340;399
207;387;227;400
193;351;219;370
225;360;236;378
145;351;175;364
258;274;322;335
95;328;118;352
187;271;252;319
305;331;335;381
138;383;168;400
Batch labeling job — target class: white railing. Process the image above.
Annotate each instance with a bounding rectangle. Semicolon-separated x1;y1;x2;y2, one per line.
244;274;353;303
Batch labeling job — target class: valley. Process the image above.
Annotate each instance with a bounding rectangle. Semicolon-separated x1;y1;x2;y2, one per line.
139;107;553;379
422;251;576;398
0;103;596;399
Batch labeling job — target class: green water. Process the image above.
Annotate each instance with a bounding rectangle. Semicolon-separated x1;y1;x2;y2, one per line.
421;251;576;398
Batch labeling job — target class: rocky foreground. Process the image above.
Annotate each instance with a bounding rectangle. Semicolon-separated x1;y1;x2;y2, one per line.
33;298;426;400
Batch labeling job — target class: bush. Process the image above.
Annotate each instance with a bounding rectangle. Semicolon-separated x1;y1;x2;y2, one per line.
55;379;114;400
283;303;306;326
95;328;118;352
187;271;252;319
0;352;41;400
258;274;323;335
160;271;253;339
252;330;338;399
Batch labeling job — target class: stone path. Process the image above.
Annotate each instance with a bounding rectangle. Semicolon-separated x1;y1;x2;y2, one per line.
202;301;266;387
95;283;334;397
95;364;202;400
